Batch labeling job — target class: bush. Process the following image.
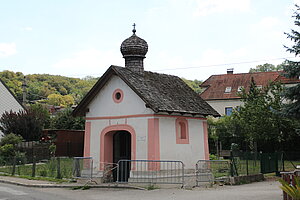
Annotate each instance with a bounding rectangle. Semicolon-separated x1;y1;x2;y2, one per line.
210;154;218;160
0;133;23;146
0;133;24;165
0;108;46;141
0;144;15;158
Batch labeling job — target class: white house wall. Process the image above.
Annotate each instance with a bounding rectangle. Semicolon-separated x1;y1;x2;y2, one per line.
0;81;24;137
206;99;243;116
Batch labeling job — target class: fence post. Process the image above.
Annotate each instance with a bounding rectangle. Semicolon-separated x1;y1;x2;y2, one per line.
12;157;16;176
282;151;285;172
32;156;36;177
56;157;61;179
230;151;234;177
246;152;249;176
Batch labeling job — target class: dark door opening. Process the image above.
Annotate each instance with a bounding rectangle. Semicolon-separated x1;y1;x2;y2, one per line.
113;131;131;182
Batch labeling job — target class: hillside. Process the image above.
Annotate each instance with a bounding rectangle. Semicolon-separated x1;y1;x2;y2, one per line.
0;70;98;105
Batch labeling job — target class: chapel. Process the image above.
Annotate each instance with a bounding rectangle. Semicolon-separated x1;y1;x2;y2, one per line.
73;26;219;180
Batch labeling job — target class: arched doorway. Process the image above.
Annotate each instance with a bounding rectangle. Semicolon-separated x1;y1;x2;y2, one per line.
113;131;131;181
100;124;136;182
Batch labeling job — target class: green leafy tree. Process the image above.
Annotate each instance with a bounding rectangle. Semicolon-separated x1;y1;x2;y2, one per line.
182;78;203;94
47;94;74;107
29;103;51;129
283;4;300;118
0;70;98;104
232;79;299;151
0;107;48;141
249;63;283;73
208;116;243;153
50;108;85;130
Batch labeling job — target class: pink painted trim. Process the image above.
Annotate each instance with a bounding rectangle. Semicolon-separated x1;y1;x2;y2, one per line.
175;118;189;144
112;89;124;103
86;114;206;121
100;124;136;170
148;118;160;170
202;121;210;160
83;122;91;157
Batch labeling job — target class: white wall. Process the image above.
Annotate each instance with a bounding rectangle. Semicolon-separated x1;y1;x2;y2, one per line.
0;81;24;137
86;75;154;169
87;75;153;118
206;99;243;116
88;117;149;170
159;117;205;169
86;75;207;170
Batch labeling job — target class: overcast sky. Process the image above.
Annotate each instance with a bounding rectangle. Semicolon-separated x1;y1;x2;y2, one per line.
0;0;299;81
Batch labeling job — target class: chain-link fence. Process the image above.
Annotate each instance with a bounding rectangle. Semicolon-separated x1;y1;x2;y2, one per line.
230;151;260;176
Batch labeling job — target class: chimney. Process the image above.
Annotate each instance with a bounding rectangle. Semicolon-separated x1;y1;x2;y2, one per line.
227;68;234;74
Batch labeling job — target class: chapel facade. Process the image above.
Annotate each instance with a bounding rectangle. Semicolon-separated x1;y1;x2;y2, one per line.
73;27;219;178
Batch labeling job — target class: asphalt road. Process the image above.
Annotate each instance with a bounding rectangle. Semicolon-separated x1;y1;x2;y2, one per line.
0;180;282;200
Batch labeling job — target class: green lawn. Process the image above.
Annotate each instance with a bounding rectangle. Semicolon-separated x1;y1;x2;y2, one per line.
0;157;74;179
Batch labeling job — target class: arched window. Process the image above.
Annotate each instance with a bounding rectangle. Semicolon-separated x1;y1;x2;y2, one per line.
176;118;189;144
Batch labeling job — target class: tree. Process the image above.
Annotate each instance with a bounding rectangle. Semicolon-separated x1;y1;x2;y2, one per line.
50;108;85;130
47;94;74;107
231;78;299;152
29;103;51;129
208;116;244;154
182;78;203;94
283;4;300;118
0;107;48;141
249;63;283;73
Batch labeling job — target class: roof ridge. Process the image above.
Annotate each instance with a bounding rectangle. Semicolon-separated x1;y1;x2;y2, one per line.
209;71;282;77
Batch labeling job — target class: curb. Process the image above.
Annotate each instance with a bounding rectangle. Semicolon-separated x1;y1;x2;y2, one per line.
0;178;145;190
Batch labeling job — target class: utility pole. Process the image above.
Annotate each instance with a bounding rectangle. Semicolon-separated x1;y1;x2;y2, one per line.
22;76;27;106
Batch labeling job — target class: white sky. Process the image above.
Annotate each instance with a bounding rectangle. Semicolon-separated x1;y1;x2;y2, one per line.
0;0;299;81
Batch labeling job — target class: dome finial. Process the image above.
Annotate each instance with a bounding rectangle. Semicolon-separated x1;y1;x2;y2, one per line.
132;23;136;34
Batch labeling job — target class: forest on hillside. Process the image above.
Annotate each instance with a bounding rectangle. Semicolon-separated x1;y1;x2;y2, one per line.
0;70;203;106
0;70;98;106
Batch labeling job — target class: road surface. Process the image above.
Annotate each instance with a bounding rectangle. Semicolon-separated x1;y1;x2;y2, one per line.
0;180;282;200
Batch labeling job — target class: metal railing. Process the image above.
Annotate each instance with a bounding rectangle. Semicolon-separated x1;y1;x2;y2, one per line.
72;157;93;179
116;160;185;186
196;160;230;186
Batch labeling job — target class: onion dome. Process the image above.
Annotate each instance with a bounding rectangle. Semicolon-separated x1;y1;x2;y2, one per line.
120;27;148;58
120;24;148;74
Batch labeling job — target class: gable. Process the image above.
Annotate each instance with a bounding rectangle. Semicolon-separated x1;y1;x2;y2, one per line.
73;65;220;117
86;75;154;118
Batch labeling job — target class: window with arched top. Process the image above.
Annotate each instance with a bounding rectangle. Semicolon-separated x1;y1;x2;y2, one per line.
176;118;189;144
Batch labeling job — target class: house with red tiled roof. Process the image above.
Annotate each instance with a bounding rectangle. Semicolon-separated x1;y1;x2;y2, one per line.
200;69;300;116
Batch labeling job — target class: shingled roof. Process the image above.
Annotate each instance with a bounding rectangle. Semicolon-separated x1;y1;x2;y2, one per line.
200;71;300;100
73;65;220;117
